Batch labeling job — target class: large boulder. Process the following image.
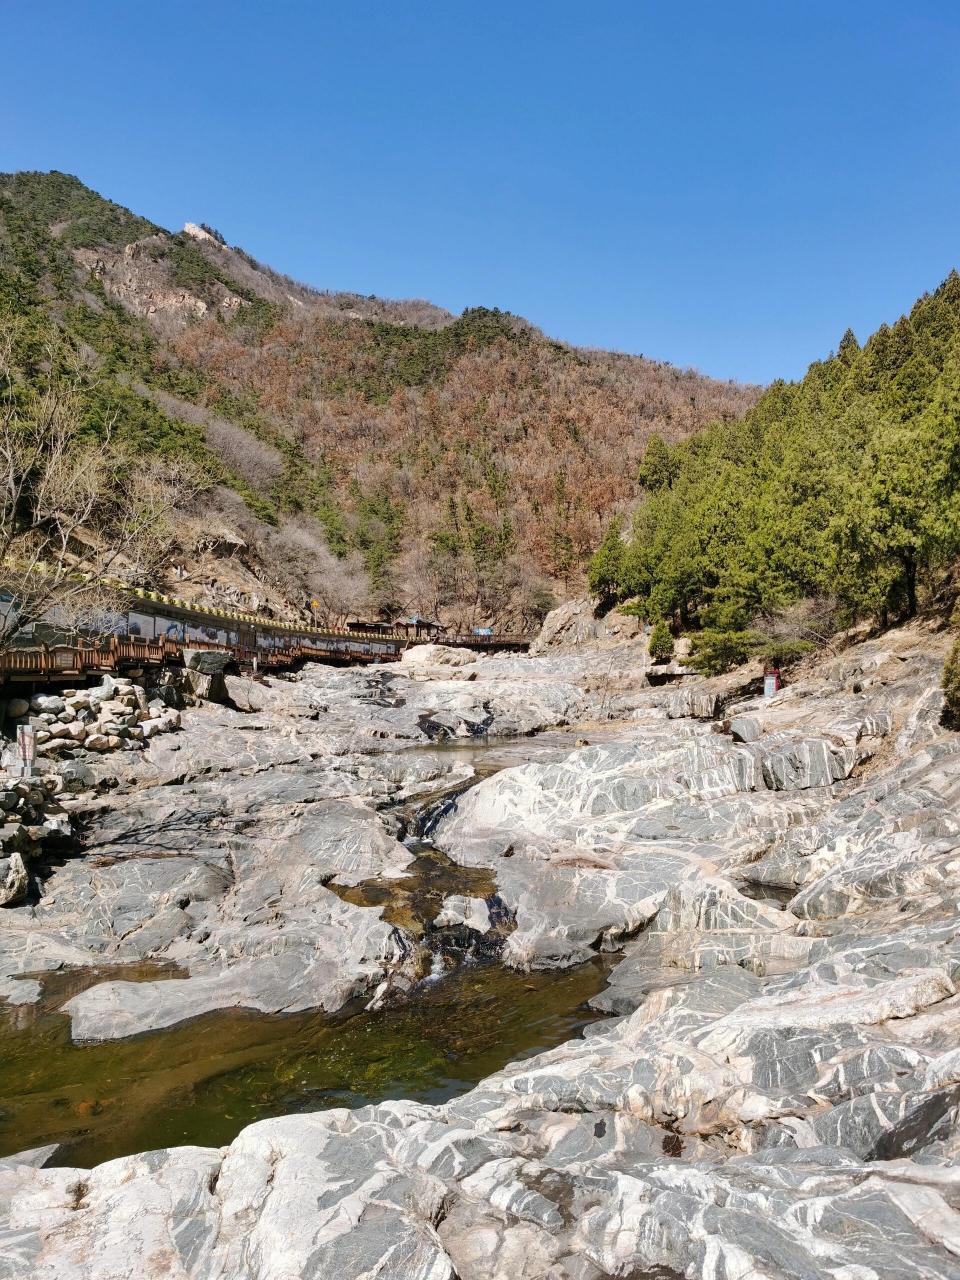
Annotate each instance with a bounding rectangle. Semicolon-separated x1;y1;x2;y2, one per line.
433;894;492;934
54;760;96;793
183;648;234;676
530;598;602;653
182;649;232;703
400;644;477;680
530;597;642;654
29;694;64;715
0;851;28;906
402;644;475;668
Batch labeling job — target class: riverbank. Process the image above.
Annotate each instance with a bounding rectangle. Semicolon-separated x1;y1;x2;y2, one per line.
2;624;959;1278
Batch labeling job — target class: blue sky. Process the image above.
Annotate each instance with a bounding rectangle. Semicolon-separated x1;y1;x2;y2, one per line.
3;1;960;383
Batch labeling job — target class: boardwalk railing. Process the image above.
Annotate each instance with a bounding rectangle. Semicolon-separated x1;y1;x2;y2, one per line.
0;578;534;685
0;635;402;682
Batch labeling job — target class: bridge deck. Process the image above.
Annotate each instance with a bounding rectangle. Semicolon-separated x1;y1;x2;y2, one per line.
0;580;531;686
0;635;386;682
0;622;531;686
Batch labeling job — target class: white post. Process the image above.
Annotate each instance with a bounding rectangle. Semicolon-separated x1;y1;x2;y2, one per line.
15;724;36;778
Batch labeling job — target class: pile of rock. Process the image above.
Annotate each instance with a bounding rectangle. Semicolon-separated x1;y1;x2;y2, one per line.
0;674;186;908
5;676;182;762
0;772;71;906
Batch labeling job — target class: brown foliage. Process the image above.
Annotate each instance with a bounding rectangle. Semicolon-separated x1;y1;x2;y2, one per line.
171;310;758;608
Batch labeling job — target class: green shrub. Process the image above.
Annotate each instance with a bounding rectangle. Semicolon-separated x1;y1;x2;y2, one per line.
588;516;625;604
758;638;815;670
943;635;960;725
649;620;674;662
689;629;765;676
616;600;646;618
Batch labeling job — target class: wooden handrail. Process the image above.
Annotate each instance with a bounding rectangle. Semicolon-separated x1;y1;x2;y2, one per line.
0;593;533;686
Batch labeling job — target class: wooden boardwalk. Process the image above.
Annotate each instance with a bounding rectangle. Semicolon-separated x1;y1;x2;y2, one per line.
0;591;531;686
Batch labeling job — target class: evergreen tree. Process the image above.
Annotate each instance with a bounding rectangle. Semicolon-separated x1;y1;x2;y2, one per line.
589;271;960;648
649;620;674;662
587;515;625;603
636;433;679;491
837;328;860;365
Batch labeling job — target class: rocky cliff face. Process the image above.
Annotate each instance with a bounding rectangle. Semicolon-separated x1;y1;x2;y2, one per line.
528;596;646;654
1;625;959;1277
73;238;244;329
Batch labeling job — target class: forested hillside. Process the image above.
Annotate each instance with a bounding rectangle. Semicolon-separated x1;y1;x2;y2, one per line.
590;274;960;669
0;170;757;629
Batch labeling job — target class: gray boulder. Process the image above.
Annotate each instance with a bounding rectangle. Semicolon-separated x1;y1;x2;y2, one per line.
182;648;233;703
729;714;762;742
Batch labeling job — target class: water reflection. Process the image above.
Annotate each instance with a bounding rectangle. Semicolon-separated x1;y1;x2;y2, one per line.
0;956;612;1169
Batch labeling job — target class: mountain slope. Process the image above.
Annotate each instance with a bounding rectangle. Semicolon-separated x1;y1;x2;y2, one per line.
0;170;759;627
591;272;960;657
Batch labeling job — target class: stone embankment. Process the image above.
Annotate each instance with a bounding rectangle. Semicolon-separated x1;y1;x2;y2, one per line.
4;676;182;761
2;624;960;1277
0;774;70;907
0;676;187;909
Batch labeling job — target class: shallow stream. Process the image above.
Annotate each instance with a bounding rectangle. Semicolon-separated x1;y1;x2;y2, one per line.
0;955;613;1169
0;727;622;1170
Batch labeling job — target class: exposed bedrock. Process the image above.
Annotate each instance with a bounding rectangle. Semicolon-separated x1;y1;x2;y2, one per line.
2;627;960;1277
0;648;631;1036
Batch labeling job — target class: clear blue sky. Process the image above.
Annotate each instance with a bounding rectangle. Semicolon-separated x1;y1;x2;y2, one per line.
3;1;960;383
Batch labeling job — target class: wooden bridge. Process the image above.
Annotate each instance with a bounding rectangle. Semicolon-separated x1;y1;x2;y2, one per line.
0;589;532;687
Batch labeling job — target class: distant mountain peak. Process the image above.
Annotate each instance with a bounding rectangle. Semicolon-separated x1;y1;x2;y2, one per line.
183;221;226;248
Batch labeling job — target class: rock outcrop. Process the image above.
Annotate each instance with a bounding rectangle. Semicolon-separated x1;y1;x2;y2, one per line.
1;625;959;1277
530;596;644;654
73;238;244;330
0;653;603;1036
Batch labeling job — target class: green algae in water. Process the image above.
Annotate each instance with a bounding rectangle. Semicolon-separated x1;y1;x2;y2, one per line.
329;842;502;938
0;956;613;1169
0;729;626;1169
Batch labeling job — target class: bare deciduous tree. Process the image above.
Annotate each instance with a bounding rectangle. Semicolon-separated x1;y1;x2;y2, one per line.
753;597;842;655
0;323;207;651
170;302;759;625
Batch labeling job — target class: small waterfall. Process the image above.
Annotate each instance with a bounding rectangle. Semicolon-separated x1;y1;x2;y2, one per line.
415;779;476;838
423;950;447;984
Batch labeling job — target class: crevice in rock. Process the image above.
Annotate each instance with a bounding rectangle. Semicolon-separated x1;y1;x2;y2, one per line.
67;1179;89;1210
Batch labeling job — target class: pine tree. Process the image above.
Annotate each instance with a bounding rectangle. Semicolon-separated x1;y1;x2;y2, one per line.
649;620;674;662
636;433;679;492
587;515;625;604
837;328;860;365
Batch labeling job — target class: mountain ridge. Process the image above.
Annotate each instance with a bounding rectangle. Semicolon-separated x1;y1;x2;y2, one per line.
0;169;759;627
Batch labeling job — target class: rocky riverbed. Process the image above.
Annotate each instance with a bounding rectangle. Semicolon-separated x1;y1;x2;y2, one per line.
1;626;959;1278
